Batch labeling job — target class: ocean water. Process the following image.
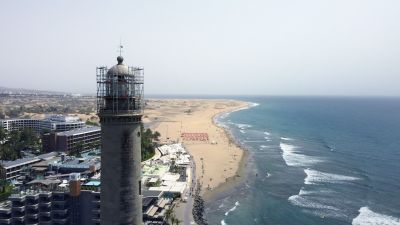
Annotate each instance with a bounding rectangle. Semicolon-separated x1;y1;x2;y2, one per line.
207;97;400;225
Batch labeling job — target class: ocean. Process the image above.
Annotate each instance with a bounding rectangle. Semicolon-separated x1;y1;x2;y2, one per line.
207;96;400;225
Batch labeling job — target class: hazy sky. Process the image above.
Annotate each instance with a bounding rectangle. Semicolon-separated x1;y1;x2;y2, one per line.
1;0;400;96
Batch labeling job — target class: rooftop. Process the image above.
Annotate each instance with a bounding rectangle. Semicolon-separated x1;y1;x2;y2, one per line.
50;152;100;170
0;152;59;169
83;180;101;187
44;114;81;122
0;157;40;169
57;126;100;136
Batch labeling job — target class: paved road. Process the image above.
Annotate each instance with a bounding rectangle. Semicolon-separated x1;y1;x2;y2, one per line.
183;158;196;225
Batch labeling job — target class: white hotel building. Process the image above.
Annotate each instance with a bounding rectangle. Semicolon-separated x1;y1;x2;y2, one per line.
0;115;85;133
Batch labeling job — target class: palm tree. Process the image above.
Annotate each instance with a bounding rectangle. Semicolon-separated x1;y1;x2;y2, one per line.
0;127;7;141
170;214;176;225
165;208;173;223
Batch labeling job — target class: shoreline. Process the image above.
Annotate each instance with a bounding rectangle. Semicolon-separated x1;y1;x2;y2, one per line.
143;99;254;221
202;104;252;202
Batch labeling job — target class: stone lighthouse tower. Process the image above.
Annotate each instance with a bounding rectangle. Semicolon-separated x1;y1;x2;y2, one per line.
96;55;144;225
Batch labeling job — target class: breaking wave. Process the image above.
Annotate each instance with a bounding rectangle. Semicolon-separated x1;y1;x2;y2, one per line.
280;143;322;167
235;123;252;129
281;137;294;141
225;201;240;216
304;169;359;185
352;207;400;225
288;194;339;211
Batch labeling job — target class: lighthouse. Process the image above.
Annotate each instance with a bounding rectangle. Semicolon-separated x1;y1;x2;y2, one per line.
97;55;144;225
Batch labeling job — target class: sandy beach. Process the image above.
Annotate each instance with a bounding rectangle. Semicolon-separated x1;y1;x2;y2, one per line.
144;99;249;196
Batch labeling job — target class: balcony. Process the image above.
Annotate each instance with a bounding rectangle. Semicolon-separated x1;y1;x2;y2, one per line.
11;211;24;218
92;208;100;213
52;193;67;202
92;199;100;206
25;199;39;206
52;200;67;207
0;218;11;224
26;194;39;201
39;217;51;225
39;215;51;221
39;211;51;217
92;218;100;224
39;202;51;208
10;220;24;225
52;217;68;224
24;217;39;225
0;210;11;217
11;215;25;223
26;204;39;210
52;208;68;215
9;195;25;202
25;208;39;215
26;213;38;218
92;209;100;219
11;206;25;213
38;192;52;202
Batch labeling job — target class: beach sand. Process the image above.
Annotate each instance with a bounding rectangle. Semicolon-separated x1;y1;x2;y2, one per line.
144;99;249;196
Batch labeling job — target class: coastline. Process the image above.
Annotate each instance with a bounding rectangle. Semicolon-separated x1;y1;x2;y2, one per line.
143;99;253;223
202;148;249;202
202;104;253;202
144;99;253;199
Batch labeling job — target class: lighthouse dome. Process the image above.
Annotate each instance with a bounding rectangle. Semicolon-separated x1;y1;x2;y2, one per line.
107;56;129;75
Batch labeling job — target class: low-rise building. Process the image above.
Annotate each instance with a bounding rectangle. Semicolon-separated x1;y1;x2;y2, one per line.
50;153;101;174
0;152;58;182
42;127;100;153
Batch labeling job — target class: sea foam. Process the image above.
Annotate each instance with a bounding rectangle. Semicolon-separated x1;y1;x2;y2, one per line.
235;123;252;130
228;102;259;114
304;169;359;185
225;201;240;216
280;143;321;167
281;137;294;141
352;207;400;225
288;194;338;211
